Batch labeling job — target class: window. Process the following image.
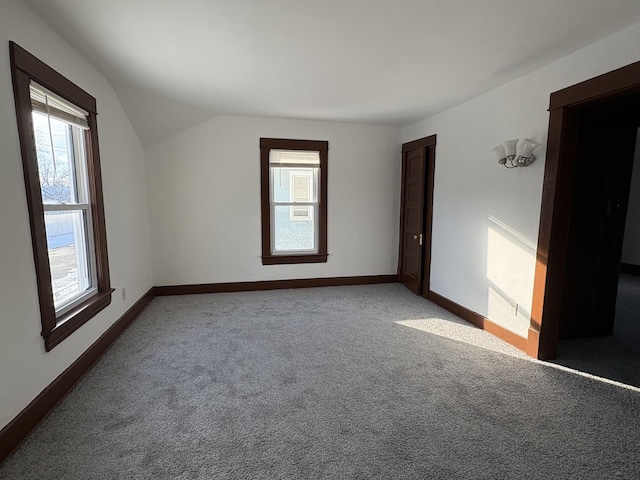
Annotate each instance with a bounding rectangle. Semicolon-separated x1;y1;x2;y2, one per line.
10;42;112;351
260;138;328;265
32;85;97;314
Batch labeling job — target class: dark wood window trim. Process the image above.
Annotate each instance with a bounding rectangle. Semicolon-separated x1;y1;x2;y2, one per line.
9;42;112;351
260;138;328;265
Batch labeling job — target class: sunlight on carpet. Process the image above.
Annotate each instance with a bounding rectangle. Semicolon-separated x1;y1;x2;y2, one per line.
396;318;528;359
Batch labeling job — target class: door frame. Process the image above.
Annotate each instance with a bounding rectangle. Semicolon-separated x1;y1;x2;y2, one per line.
398;135;436;296
530;60;640;359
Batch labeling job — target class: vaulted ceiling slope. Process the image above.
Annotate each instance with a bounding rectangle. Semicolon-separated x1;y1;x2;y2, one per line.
23;0;640;147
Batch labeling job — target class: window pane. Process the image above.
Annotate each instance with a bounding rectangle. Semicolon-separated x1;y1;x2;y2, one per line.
271;167;317;203
292;205;311;220
32;112;77;204
269;149;320;166
273;205;316;252
45;210;91;308
292;174;310;202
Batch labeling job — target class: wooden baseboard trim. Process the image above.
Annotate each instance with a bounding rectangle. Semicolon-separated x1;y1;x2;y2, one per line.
620;262;640;276
427;290;528;352
154;275;398;296
0;288;154;465
526;327;542;359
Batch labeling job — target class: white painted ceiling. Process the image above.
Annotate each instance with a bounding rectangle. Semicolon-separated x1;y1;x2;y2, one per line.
23;0;640;146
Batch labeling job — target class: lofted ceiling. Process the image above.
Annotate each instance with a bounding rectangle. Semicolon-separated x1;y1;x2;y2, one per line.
22;0;640;146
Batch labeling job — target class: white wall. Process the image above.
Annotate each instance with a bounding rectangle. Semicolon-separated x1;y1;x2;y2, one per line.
403;22;640;338
622;129;640;265
146;116;401;285
0;0;152;431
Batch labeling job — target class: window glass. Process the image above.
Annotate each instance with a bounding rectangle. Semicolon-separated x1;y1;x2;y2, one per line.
273;205;316;251
291;172;313;220
32;91;96;313
269;150;319;254
44;210;91;307
32;112;77;204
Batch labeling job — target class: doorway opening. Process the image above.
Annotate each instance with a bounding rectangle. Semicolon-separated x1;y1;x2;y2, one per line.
531;60;640;361
550;97;640;386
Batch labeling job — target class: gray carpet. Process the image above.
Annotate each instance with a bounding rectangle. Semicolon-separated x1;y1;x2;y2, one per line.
553;273;640;387
1;284;639;479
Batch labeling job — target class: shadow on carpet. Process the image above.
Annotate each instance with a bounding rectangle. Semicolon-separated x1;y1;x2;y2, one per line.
1;284;639;479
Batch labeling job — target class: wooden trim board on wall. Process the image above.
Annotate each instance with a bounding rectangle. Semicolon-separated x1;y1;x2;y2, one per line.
155;275;398;296
0;289;154;464
428;290;528;352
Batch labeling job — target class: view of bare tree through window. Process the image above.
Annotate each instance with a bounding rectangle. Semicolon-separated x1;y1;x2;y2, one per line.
33;113;73;204
32;112;88;307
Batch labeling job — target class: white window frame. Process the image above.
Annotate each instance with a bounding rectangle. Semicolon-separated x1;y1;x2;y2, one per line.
269;152;320;255
39;118;98;316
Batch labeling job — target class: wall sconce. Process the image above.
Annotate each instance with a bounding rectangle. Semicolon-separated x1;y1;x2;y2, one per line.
492;139;542;168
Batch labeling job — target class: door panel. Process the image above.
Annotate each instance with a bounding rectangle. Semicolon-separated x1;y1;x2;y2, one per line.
399;147;425;293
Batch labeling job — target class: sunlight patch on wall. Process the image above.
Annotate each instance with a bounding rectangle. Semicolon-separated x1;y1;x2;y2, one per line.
486;216;536;338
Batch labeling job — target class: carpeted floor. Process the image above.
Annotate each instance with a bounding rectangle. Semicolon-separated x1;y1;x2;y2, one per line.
1;284;639;479
553;273;640;388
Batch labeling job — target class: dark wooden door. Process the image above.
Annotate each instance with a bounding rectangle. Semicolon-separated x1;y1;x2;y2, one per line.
559;97;639;339
398;146;426;294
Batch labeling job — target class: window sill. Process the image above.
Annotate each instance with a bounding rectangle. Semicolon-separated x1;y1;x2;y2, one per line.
262;254;328;265
44;289;114;351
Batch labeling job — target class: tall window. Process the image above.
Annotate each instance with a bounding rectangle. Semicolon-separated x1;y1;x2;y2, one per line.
260;138;328;265
10;42;112;351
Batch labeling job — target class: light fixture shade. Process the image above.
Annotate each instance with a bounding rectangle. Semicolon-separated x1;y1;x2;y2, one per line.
516;138;542;157
491;144;507;162
503;139;519;157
